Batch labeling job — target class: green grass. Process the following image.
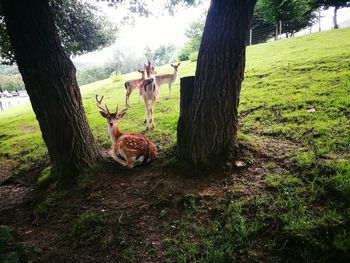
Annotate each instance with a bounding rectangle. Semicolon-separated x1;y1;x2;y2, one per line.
1;28;349;171
0;28;350;261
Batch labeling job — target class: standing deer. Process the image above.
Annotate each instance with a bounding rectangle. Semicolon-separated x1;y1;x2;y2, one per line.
96;95;157;168
142;62;159;130
124;69;146;108
155;63;181;98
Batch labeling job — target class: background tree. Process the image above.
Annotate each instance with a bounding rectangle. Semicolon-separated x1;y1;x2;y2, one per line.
177;0;257;165
257;0;316;37
146;44;177;65
178;14;205;61
144;46;154;63
1;0;101;184
0;74;24;92
0;0;115;65
312;0;350;28
0;0;198;184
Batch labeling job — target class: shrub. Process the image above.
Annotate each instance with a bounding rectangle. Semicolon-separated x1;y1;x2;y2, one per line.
189;51;198;62
0;225;39;262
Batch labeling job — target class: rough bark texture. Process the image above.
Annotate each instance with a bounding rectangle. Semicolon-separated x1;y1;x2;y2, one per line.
177;0;257;165
2;0;99;181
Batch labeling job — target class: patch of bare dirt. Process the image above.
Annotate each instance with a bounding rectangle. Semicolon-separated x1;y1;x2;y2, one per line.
0;184;31;212
0;137;300;262
0;160;16;184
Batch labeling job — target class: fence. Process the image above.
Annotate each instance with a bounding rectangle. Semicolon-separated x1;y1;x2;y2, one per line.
248;7;350;46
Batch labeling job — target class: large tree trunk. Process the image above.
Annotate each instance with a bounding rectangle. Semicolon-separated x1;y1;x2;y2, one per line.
2;0;99;183
177;0;257;165
333;6;339;29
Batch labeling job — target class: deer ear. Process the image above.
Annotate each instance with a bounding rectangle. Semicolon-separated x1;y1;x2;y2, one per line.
177;63;181;66
99;111;108;118
118;111;127;119
170;64;174;67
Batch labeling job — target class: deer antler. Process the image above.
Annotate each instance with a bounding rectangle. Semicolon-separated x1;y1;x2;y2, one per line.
95;94;110;114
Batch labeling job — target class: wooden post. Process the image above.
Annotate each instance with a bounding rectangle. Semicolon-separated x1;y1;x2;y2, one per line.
318;10;321;32
249;28;252;46
177;76;195;158
279;20;282;37
275;23;278;40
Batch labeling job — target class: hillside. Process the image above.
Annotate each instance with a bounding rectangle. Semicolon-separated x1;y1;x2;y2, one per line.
0;28;350;262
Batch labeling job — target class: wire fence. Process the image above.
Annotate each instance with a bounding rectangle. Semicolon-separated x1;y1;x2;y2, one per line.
248;7;350;46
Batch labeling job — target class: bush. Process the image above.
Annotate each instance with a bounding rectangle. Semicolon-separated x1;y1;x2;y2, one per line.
189;51;198;62
111;74;123;83
0;225;39;262
69;211;106;247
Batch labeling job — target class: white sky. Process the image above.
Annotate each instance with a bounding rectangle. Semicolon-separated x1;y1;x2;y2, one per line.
72;0;209;66
72;2;350;67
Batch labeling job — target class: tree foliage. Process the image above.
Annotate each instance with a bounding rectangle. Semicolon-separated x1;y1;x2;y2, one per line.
145;44;177;66
0;74;24;92
312;0;350;8
311;0;350;28
0;0;116;65
97;0;202;16
256;0;316;36
178;13;205;61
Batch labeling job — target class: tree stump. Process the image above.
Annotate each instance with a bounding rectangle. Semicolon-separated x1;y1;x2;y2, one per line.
177;76;195;159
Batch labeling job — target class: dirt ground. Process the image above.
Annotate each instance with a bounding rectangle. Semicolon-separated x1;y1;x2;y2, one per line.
0;137;298;262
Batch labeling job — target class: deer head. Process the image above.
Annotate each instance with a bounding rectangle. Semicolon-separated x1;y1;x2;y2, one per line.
170;63;181;71
144;61;157;77
96;95;127;130
137;69;146;79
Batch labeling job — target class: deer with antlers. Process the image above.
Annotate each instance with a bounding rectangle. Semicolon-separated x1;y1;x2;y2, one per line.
124;69;146;108
155;63;181;98
142;61;159;130
96;95;157;168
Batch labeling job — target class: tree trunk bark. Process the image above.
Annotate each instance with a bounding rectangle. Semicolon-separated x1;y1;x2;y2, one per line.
177;0;257;165
2;0;99;183
333;6;339;29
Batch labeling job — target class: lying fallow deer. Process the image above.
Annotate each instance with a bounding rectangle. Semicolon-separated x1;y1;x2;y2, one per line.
155;63;180;98
96;95;157;168
124;70;146;108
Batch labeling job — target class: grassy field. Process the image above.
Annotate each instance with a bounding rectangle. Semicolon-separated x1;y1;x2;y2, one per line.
0;28;350;262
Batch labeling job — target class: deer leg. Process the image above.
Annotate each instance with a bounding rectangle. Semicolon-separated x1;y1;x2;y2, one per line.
138;87;143;104
111;154;128;167
126;154;145;168
144;99;150;130
126;89;131;108
151;99;156;128
168;84;172;98
144;110;147;124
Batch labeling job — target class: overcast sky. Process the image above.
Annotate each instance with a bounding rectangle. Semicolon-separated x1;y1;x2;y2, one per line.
72;2;350;67
72;0;210;66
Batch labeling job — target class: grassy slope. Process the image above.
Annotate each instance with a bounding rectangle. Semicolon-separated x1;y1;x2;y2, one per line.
0;28;350;261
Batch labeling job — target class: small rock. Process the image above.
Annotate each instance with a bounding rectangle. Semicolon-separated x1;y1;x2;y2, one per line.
307;108;316;113
235;160;247;167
